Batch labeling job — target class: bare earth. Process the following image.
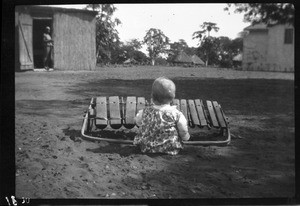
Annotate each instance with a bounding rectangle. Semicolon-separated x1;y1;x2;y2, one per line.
15;66;295;199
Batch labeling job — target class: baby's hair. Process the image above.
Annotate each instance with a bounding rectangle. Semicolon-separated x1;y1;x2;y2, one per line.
152;77;176;104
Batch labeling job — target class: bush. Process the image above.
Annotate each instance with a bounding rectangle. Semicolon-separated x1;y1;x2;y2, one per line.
155;57;169;66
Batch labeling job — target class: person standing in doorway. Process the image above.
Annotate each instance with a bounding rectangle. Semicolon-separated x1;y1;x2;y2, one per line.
43;26;53;70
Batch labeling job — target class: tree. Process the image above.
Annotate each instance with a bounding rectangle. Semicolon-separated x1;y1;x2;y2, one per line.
197;36;220;67
216;36;237;68
122;39;147;64
195;36;243;68
173;39;189;51
143;28;170;66
193;22;219;66
110;39;148;65
126;38;142;51
167;39;189;62
85;4;121;64
192;22;220;42
169;39;188;55
230;37;243;53
131;50;149;64
110;42;127;64
224;3;294;26
128;45;148;64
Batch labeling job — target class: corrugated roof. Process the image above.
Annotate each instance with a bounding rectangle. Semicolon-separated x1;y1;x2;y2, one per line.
25;5;98;16
244;23;268;31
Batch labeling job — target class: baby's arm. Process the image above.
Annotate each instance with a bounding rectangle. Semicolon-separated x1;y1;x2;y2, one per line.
134;109;143;126
177;113;190;141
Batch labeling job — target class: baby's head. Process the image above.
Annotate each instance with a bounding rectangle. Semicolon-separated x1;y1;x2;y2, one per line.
151;77;176;105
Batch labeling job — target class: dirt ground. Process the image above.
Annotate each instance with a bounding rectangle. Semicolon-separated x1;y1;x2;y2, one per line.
15;66;295;199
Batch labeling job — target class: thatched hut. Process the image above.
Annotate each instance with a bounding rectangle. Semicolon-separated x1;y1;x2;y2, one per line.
173;51;193;66
15;5;97;71
191;54;205;65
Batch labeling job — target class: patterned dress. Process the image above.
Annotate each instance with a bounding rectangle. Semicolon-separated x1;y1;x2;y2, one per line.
133;105;184;155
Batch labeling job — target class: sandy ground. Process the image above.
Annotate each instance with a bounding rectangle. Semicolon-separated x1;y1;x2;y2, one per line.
15;66;295;199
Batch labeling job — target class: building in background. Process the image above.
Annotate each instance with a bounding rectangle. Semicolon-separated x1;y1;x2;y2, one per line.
173;51;193;66
242;23;294;72
15;5;97;71
191;54;205;66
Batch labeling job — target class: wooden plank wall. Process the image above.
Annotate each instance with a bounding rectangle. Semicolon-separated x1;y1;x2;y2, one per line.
53;12;96;70
16;10;34;70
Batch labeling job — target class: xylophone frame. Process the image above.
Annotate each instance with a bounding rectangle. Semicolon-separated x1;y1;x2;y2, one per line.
81;96;231;146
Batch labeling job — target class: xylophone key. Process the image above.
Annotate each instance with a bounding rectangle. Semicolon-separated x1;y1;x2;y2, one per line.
206;100;219;128
124;96;137;129
95;97;108;129
195;99;207;128
109;96;122;129
188;99;200;127
180;99;189;124
212;101;227;128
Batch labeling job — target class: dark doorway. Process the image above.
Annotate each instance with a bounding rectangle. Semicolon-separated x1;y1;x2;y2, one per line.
32;19;53;68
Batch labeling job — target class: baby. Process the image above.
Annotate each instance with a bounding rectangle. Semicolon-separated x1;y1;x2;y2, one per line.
133;77;190;155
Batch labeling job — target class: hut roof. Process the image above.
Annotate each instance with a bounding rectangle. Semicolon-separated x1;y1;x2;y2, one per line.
174;51;193;63
191;55;205;65
233;53;243;61
124;58;137;64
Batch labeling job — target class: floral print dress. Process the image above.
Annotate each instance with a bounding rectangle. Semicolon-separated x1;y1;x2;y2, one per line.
133;105;184;155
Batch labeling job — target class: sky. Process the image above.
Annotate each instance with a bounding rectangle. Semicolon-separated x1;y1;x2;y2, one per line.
51;4;249;49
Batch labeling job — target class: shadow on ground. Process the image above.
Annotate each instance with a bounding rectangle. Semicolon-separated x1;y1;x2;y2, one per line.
66;78;294;115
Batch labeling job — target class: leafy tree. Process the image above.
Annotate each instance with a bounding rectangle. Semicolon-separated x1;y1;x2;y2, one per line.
143;28;170;66
196;36;220;66
85;4;121;64
167;39;189;62
195;36;243;68
216;36;233;68
192;22;220;42
218;36;231;51
110;43;127;64
184;47;197;57
229;37;243;53
110;40;148;64
155;57;169;66
123;39;146;64
224;3;294;26
193;22;219;66
126;38;142;51
131;50;149;64
172;39;188;51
